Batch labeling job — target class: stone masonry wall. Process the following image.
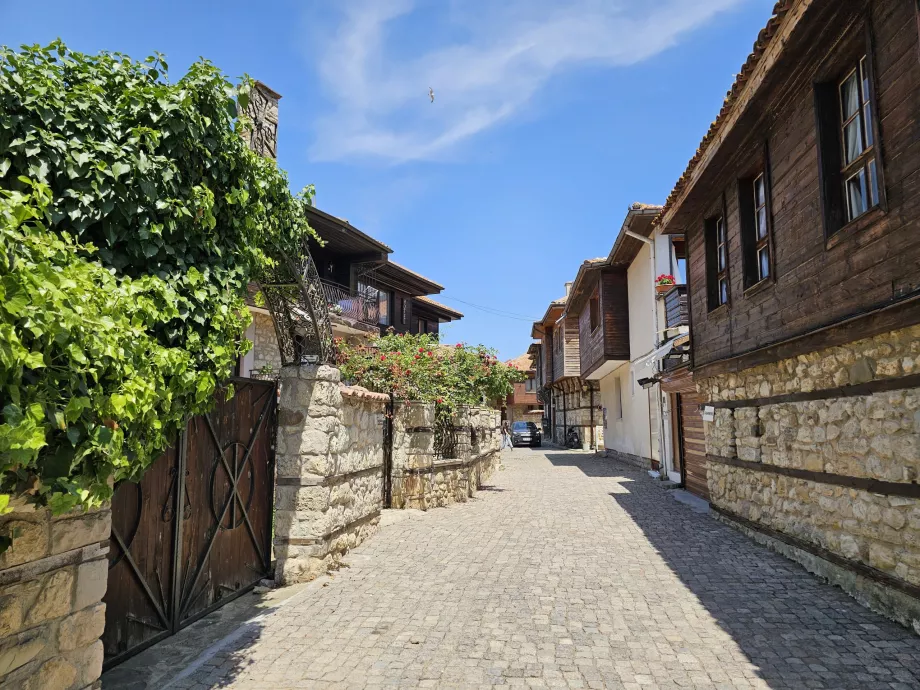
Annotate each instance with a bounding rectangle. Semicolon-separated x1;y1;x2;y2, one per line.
273;365;387;585
391;404;501;510
0;501;110;690
700;325;920;630
251;311;282;375
551;387;601;450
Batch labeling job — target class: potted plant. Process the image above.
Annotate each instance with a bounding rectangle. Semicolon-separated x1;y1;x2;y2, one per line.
655;274;676;294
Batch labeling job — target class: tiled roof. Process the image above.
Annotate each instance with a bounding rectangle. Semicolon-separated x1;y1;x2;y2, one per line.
505;353;534;371
655;0;794;224
414;295;463;319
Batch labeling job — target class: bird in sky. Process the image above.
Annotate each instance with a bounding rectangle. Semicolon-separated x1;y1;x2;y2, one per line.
429;87;435;103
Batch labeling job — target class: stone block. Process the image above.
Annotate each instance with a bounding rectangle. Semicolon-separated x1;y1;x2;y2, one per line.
50;510;110;555
0;630;45;677
66;638;103;689
57;603;106;652
73;559;107;611
25;569;74;627
23;657;78;690
0;517;49;569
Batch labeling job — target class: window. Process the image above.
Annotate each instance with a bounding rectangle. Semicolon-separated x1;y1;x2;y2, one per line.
705;214;729;310
378;290;389;326
671;237;687;284
614;376;623;419
815;41;884;236
525;378;535;392
738;159;773;289
840;57;879;222
589;295;599;332
418;318;428;334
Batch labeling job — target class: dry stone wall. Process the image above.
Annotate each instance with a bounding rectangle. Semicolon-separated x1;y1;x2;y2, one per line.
273;365;387;585
0;502;110;690
700;325;920;630
391;404;501;510
251;311;282;375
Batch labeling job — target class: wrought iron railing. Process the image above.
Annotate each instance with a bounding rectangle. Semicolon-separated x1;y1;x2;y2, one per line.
434;407;458;460
321;280;379;326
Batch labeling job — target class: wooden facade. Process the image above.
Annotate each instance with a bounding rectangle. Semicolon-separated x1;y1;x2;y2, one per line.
572;270;631;379
661;0;920;375
552;314;582;382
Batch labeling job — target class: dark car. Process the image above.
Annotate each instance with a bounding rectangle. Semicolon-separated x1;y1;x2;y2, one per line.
511;421;542;448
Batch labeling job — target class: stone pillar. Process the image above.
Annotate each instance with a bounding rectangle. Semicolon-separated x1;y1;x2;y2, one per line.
273;364;386;585
390;402;435;509
0;501;110;689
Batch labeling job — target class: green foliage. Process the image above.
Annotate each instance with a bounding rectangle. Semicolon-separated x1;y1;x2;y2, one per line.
0;41;318;513
335;333;526;409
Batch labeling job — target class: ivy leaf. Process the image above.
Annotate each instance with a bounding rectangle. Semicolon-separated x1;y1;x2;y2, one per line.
111;162;131;178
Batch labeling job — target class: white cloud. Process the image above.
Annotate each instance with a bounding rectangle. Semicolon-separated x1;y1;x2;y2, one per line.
310;0;746;163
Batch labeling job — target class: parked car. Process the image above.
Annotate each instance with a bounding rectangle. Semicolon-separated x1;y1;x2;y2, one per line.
511;421;542;448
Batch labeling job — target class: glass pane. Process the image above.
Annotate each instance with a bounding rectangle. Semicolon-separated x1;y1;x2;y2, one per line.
758;247;770;280
719;279;728;305
757;207;768;240
378;290;389;325
846;169;868;221
863;103;873;147
868;158;879;207
840;71;859;120
860;57;871;101
718;245;725;271
754;176;765;207
843;118;864;164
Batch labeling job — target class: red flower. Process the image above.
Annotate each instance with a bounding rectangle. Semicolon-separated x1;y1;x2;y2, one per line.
427;351;433;356
414;355;420;360
455;343;462;349
405;369;411;375
380;355;386;361
436;398;443;403
419;347;424;353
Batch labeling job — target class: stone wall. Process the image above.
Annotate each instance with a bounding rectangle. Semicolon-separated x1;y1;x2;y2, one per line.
251;311;282;375
0;502;110;689
273;365;388;585
391;403;501;510
700;325;920;630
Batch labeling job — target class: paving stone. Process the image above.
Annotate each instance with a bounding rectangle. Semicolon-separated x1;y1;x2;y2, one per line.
160;449;920;689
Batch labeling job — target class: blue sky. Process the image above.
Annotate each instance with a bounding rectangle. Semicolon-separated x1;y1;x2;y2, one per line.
1;0;773;360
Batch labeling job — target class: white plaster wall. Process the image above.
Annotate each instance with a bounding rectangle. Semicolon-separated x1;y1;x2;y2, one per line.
627;244;655;361
598;363;653;460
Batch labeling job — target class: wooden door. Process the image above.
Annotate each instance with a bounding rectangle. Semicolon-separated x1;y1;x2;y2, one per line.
676;391;708;500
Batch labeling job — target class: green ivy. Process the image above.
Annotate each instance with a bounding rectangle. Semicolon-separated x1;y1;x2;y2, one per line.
0;41;318;514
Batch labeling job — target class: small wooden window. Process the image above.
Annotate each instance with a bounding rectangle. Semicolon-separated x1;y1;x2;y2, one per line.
705;214;729;310
589;295;599;332
738;154;774;290
815;31;885;237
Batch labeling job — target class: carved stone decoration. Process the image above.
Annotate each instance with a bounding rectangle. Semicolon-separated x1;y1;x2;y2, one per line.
243;81;335;364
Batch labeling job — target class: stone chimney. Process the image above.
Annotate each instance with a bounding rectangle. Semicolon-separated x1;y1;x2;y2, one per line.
565;281;573;297
243;81;281;160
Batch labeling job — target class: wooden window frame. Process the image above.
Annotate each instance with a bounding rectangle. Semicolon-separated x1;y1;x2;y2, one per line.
589;293;600;332
814;20;887;239
738;143;776;293
704;203;730;312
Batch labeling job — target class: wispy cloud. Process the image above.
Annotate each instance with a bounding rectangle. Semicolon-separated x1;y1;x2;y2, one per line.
310;0;746;163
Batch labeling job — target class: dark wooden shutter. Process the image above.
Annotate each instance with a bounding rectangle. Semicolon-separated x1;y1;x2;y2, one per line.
704;218;718;311
814;82;845;237
737;179;757;290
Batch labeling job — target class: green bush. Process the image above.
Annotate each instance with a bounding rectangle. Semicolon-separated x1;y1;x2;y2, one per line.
0;41;317;514
335;333;526;409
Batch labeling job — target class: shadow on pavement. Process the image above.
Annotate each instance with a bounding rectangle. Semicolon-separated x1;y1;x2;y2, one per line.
545;450;920;689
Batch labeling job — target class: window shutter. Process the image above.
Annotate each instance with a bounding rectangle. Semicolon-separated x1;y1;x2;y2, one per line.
704;219;718;310
814;82;846;237
737;179;757;290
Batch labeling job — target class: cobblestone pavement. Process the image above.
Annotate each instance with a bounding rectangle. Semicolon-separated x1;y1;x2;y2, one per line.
171;449;920;690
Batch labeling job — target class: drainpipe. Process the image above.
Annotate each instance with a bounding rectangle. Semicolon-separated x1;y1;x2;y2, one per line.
590;387;595;450
624;228;667;475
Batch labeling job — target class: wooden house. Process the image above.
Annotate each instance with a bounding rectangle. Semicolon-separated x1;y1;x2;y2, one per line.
657;0;920;627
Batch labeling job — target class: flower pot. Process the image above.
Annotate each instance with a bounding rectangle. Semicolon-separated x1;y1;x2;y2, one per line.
655;284;673;294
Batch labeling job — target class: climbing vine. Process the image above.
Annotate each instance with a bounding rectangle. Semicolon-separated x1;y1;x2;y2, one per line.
335;333;525;409
0;41;318;514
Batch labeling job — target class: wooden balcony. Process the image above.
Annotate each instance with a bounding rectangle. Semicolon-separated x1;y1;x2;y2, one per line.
322;280;379;326
663;285;688;329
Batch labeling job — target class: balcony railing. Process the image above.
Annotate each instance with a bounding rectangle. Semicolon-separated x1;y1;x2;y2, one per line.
322;280;379;326
663;285;688;329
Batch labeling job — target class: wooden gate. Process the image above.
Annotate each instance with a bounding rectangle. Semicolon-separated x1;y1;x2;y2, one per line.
677;391;708;500
102;378;277;669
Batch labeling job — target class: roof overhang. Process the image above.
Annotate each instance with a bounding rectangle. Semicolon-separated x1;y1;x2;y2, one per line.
375;260;444;296
413;296;463;322
607;206;661;268
305;206;393;256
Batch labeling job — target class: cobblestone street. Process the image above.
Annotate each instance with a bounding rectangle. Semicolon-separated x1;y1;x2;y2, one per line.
167;449;920;690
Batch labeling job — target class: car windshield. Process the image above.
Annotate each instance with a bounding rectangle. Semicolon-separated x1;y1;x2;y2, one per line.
512;422;536;431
